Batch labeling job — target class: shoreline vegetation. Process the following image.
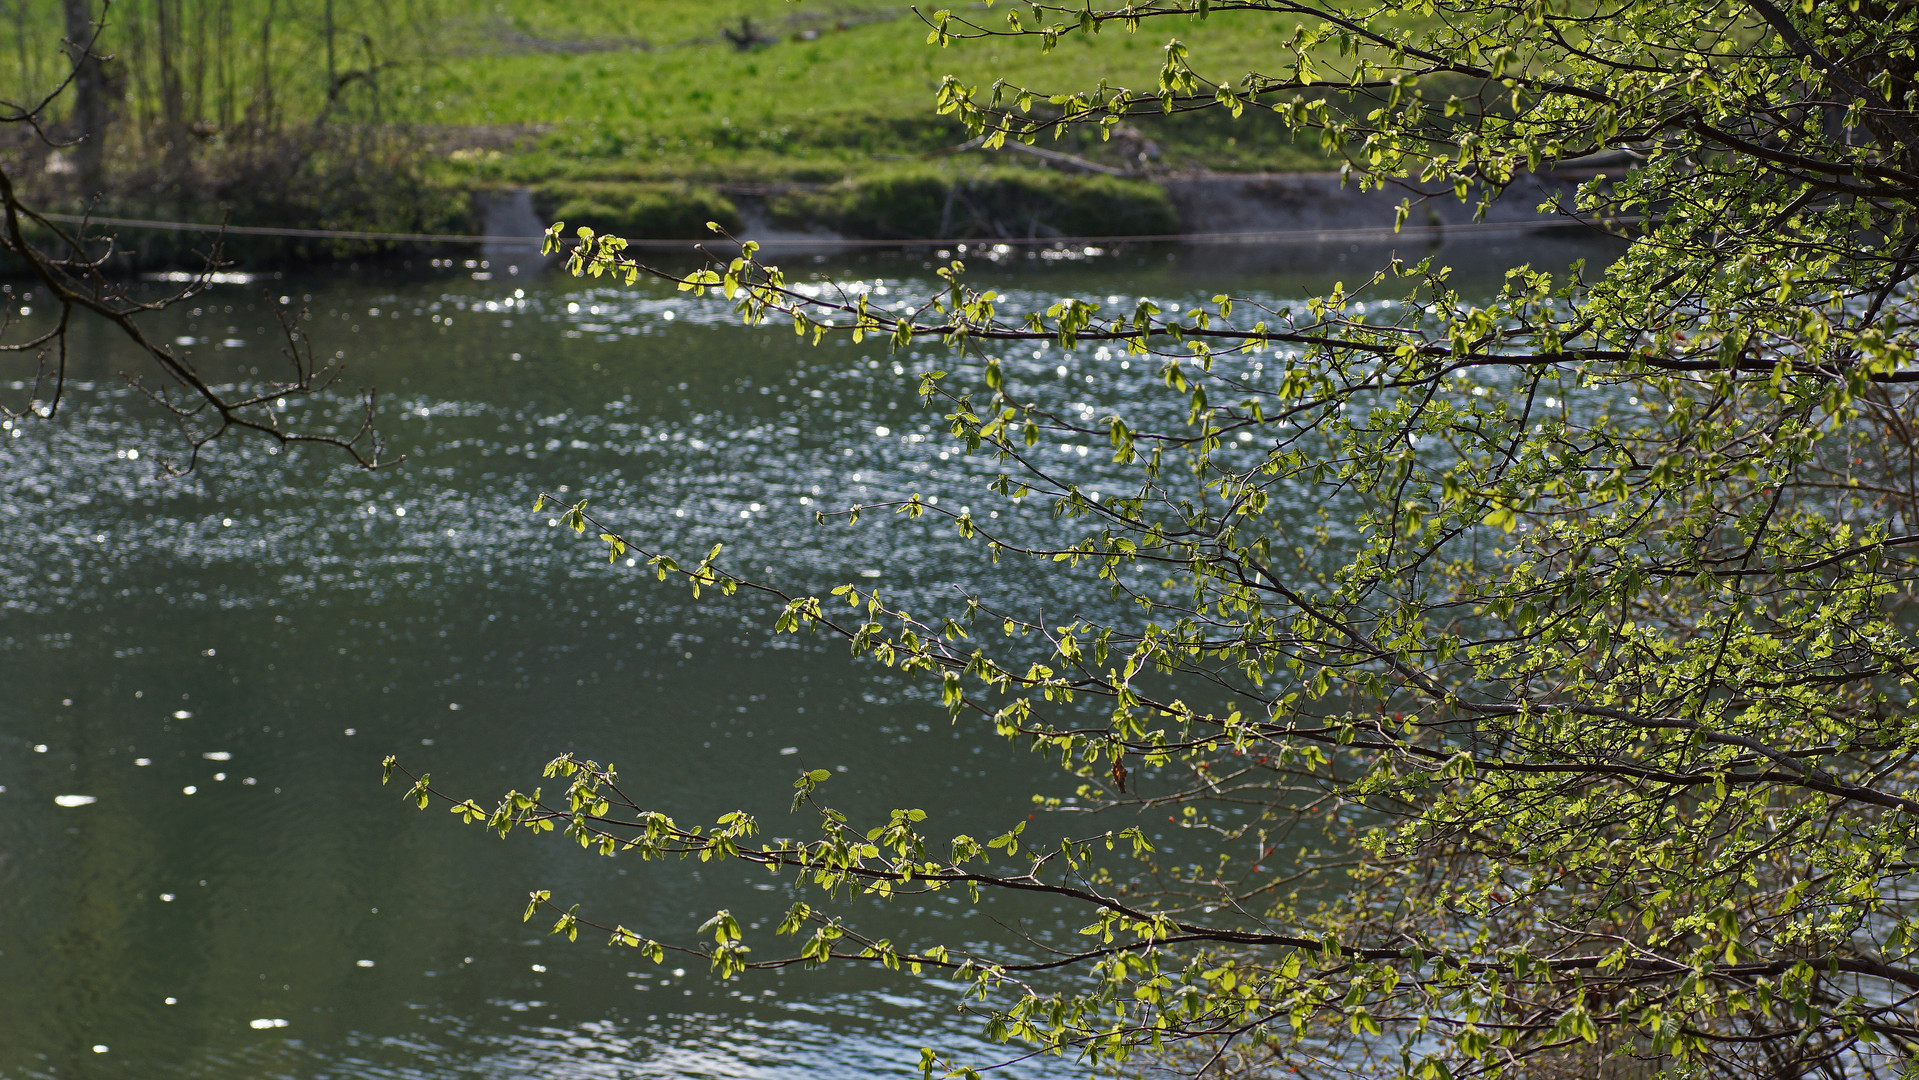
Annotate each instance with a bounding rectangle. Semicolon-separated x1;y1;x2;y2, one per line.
0;0;1490;268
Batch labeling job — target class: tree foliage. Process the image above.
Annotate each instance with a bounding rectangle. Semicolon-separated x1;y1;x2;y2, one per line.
397;1;1919;1076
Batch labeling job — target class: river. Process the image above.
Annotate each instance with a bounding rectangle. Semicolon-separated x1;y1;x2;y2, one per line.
0;233;1615;1080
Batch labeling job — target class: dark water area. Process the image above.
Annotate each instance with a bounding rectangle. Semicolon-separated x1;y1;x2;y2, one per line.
0;234;1620;1079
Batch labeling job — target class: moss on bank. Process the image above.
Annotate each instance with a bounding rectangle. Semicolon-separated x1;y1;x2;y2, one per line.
526;168;1178;246
766;167;1178;240
535;181;744;240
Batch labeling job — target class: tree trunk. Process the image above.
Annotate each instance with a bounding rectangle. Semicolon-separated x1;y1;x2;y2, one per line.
153;0;187;170
253;0;276;135
323;0;337;103
59;0;106;197
216;0;232;134
15;0;36;97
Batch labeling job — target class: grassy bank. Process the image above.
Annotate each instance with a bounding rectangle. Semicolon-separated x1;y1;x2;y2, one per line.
422;0;1337;181
0;0;1381;261
534;167;1180;241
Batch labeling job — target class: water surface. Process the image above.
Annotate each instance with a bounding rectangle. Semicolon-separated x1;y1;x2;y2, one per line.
0;234;1616;1079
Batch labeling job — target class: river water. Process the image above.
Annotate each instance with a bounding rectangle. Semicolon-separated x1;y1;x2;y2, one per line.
0;235;1613;1080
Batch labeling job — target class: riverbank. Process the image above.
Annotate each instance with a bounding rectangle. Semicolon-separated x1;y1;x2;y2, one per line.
15;153;1606;275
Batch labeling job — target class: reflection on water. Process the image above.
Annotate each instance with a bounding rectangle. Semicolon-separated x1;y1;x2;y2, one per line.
0;235;1617;1079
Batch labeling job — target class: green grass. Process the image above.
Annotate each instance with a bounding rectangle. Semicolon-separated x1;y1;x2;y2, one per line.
422;1;1337;185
